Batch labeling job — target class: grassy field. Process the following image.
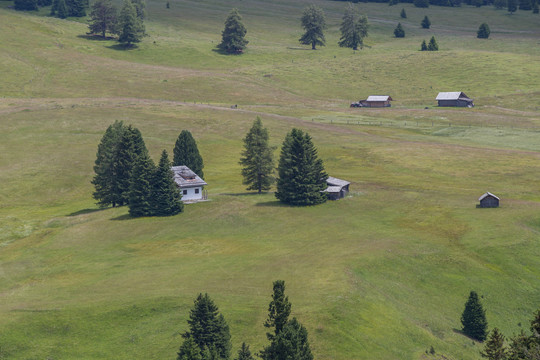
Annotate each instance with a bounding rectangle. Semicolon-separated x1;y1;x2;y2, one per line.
1;0;540;359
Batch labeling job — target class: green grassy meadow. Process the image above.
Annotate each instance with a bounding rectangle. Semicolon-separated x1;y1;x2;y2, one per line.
0;0;540;358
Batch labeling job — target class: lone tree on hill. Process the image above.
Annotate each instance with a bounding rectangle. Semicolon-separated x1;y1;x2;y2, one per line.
338;3;369;51
150;150;184;216
173;130;204;179
508;0;518;13
394;22;405;38
400;8;407;18
480;328;507;360
128;152;155;217
177;293;232;360
275;128;328;206
218;8;248;54
421;15;431;29
477;23;491;39
461;291;488;341
88;0;118;38
299;4;326;50
239;117;275;194
118;0;145;46
427;36;438;50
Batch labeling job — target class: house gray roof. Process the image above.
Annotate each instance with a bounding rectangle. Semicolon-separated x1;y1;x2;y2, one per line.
171;166;207;188
436;92;472;101
324;186;342;193
327;176;350;187
479;192;499;201
366;95;393;102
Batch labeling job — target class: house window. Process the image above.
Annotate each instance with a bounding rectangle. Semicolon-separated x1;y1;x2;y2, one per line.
183;190;188;195
195;188;200;194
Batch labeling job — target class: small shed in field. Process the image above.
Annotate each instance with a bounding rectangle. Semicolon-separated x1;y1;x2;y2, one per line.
171;165;207;202
360;96;393;108
325;177;350;200
478;192;499;208
436;92;474;107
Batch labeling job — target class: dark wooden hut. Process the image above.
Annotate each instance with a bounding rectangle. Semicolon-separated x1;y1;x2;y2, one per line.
436;92;474;107
360;95;393;108
325;177;350;200
478;192;499;208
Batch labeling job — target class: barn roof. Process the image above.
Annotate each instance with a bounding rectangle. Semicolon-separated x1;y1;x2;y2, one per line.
479;192;499;201
366;95;393;102
324;186;343;193
171;166;207;188
436;92;471;101
327;176;350;187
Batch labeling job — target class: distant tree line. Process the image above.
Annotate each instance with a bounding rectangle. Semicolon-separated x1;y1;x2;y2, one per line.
334;0;539;11
177;280;313;360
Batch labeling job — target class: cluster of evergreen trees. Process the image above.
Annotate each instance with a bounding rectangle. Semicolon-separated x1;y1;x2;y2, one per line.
420;36;439;50
338;0;539;10
92;122;205;217
240;118;328;206
177;281;312;360
50;0;87;18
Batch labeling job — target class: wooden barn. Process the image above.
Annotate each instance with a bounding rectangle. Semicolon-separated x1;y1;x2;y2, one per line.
360;95;393;108
171;165;208;202
325;177;350;200
478;192;499;208
436;92;474;107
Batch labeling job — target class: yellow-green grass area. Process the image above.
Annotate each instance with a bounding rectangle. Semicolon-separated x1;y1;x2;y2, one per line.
1;1;540;359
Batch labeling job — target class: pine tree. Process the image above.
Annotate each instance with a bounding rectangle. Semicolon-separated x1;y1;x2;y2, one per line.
264;280;292;341
519;0;533;10
338;3;369;51
261;318;313;360
508;0;518;13
427;36;438;50
14;0;38;10
239;117;275;193
494;0;507;9
421;15;431;29
88;0;118;38
533;0;539;13
131;0;146;20
118;0;144;46
150;150;183;216
217;8;248;54
299;5;326;50
461;291;488;342
420;39;428;51
183;293;232;360
92;121;125;208
414;0;430;7
400;8;407;18
477;23;491;39
128;152;155;217
67;0;86;17
37;0;52;7
173;130;204;179
56;0;68;18
275;129;328;206
235;343;254;360
177;336;203;360
481;328;507;360
394;22;405;38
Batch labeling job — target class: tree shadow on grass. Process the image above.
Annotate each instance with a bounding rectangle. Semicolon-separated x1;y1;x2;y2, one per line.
255;200;288;207
67;208;104;216
221;192;270;196
211;48;244;56
110;214;133;221
286;47;313;50
107;43;139;51
77;34;116;41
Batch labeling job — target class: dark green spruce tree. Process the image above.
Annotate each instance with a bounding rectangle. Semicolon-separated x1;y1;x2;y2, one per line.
235;343;254;360
299;5;326;50
275;128;328;206
177;336;203;360
427;36;438;50
533;0;539;13
400;8;407;18
338;3;369;51
118;0;144;46
88;0;118;38
67;0;87;17
92;121;125;208
239;117;275;194
56;0;68;18
421;15;431;29
150;150;183;216
481;328;507;360
494;0;507;9
414;0;430;7
420;39;428;51
394;22;405;38
519;0;533;10
128;152;155;217
461;291;488;342
14;0;38;11
217;8;248;54
179;293;232;360
508;0;518;13
261;318;313;360
477;23;491;39
264;280;292;341
173;130;204;179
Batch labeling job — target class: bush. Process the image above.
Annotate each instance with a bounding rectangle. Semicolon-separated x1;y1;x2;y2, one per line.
394;22;405;37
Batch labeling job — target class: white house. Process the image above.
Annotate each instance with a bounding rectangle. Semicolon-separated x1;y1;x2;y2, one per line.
171;166;207;202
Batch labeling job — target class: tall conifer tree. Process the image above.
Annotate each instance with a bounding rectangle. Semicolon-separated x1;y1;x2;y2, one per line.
338;3;369;50
461;291;488;341
264;280;292;341
235;343;254;360
261;318;313;360
275;129;327;206
394;22;405;37
481;328;507;360
173;130;204;179
151;150;183;216
239;117;275;193
56;0;69;18
421;15;431;29
299;5;326;50
128;152;155;217
88;0;118;38
508;0;518;13
218;8;248;54
14;0;38;11
118;0;144;46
